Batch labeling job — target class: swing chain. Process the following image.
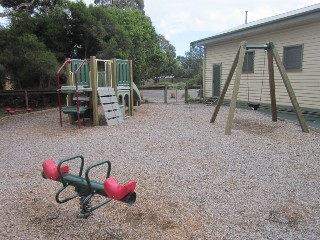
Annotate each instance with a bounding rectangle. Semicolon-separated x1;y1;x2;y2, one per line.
246;49;267;108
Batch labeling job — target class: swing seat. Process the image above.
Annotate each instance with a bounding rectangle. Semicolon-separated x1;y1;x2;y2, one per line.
104;177;136;200
248;102;260;110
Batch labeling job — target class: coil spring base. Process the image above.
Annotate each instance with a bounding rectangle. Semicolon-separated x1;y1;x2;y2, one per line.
77;195;93;219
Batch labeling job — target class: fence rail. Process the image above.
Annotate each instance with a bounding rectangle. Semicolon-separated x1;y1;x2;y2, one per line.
0;89;59;108
139;85;202;103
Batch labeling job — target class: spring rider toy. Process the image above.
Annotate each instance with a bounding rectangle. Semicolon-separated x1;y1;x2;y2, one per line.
42;155;136;218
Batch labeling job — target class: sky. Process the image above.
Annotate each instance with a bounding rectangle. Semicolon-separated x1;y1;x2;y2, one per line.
142;0;320;56
1;0;319;56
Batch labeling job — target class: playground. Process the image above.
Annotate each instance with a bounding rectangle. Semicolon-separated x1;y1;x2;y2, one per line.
1;101;320;239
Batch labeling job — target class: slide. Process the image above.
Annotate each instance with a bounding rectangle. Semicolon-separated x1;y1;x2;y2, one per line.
133;83;142;106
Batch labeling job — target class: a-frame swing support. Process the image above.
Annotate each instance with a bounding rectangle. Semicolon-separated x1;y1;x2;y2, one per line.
210;41;309;135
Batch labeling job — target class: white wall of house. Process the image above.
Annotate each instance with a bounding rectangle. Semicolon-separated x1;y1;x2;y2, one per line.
203;20;320;111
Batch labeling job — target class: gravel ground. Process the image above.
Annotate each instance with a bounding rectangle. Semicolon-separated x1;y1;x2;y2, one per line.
0;103;320;240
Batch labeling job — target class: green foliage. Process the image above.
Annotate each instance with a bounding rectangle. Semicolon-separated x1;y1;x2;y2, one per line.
1;0;33;10
159;82;174;86
94;0;145;13
176;46;204;84
157;34;177;77
1;2;76;88
0;30;59;88
186;78;197;86
0;0;199;89
66;3;165;83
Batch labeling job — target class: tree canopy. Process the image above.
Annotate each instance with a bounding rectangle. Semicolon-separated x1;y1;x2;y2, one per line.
0;0;203;89
177;46;204;84
94;0;144;13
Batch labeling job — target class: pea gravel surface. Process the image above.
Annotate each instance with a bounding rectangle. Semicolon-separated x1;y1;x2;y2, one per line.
0;103;319;239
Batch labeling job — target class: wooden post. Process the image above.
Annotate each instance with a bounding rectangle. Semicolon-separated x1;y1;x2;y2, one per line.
225;42;246;135
202;49;206;101
107;61;112;87
267;48;277;121
175;87;177;103
90;56;99;126
112;58;118;96
210;43;242;123
200;85;203;99
269;42;309;133
129;60;134;116
65;58;75;123
25;90;29;108
185;83;188;103
164;85;167;103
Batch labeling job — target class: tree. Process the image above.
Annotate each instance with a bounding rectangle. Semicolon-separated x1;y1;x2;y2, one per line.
69;5;165;83
94;0;144;13
0;29;59;88
158;34;177;75
107;8;165;83
176;46;204;84
0;2;65;88
0;0;36;17
67;1;105;59
0;0;172;88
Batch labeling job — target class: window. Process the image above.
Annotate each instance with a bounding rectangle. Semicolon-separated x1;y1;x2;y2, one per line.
283;45;303;71
242;51;254;73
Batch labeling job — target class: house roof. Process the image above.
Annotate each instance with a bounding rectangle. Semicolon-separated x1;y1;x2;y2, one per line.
191;3;320;47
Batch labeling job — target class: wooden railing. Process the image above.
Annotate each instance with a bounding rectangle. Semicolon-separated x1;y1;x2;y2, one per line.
0;89;59;108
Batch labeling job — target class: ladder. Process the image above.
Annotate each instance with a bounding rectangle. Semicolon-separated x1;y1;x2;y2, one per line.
98;87;123;126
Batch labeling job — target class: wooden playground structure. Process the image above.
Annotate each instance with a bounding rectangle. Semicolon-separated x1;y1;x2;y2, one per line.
56;56;141;128
210;41;309;135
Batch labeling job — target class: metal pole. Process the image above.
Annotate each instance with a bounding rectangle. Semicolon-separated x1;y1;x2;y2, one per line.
245;11;248;24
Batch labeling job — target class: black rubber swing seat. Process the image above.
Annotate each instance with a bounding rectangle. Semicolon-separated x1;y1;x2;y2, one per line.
248;102;260;110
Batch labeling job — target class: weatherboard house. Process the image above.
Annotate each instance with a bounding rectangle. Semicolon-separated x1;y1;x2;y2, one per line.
192;4;320;114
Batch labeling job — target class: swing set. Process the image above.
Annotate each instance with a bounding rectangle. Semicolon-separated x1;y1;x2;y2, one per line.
210;41;309;135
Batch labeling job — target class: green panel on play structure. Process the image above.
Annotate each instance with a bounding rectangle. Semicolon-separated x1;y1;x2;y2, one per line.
116;59;130;86
71;60;90;87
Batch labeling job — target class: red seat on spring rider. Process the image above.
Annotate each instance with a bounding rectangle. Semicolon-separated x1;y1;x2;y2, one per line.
104;177;136;200
42;160;69;180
